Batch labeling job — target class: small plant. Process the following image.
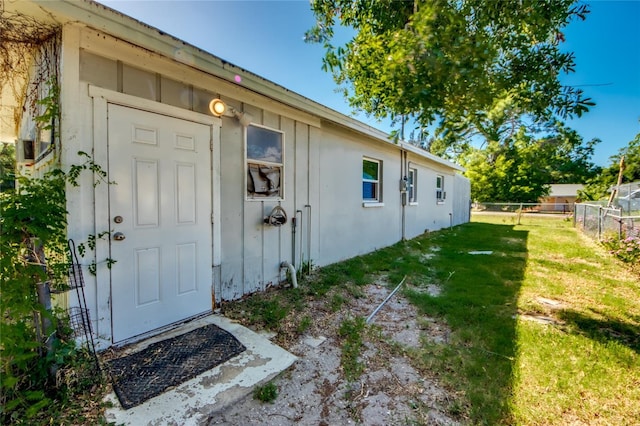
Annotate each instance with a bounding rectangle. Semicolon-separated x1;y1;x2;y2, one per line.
601;234;640;266
338;317;366;382
0;149;113;423
296;315;312;334
297;259;315;281
253;381;278;403
330;293;346;312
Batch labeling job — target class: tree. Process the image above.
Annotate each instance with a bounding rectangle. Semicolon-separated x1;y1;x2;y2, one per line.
306;0;593;151
580;130;640;201
460;122;600;202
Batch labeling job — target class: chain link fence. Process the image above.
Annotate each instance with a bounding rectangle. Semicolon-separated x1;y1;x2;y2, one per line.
473;202;575;214
574;203;639;241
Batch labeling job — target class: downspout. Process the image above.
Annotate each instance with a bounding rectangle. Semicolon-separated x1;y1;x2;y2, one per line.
401;150;407;240
295;210;303;267
280;261;298;288
291;215;297;267
305;204;312;275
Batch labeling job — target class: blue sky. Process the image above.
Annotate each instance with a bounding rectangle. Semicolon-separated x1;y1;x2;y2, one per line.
100;0;639;167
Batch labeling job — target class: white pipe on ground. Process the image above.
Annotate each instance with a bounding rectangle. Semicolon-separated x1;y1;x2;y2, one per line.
280;261;298;288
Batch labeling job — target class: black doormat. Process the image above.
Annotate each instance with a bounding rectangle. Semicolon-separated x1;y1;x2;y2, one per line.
107;323;246;409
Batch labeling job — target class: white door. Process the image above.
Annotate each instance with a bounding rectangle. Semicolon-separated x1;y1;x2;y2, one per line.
108;104;213;343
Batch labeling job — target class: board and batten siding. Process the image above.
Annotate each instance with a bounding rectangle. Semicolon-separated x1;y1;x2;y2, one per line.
73;22;469;306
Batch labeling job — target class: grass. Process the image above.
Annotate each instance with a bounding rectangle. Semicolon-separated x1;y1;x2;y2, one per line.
426;213;640;425
223;212;640;425
337;317;366;382
253;381;278;403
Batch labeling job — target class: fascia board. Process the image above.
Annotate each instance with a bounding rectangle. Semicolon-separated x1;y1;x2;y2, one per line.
400;142;465;172
28;0;464;173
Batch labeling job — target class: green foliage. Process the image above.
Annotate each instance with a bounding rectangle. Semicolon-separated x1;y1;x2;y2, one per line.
0;151;113;423
245;298;289;330
306;0;593;151
580;130;640;201
34;77;60;136
601;234;640;266
1;143;16;192
0;170;69;421
461;122;599;202
338;317;365;382
296;315;312;334
253;381;278;403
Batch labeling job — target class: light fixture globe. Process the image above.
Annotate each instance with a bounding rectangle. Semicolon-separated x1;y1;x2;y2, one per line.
209;98;226;116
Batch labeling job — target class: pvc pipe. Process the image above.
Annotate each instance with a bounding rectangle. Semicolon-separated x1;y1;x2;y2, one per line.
305;205;312;275
281;261;298;288
366;275;406;324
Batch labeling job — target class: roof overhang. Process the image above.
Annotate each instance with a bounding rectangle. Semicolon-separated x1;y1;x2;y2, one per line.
3;0;464;171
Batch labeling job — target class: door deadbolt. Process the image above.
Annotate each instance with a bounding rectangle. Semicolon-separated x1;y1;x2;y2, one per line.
114;216;123;223
113;232;126;241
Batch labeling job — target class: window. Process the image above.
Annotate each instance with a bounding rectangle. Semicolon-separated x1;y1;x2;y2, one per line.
408;168;417;203
436;175;445;203
363;158;381;202
246;124;284;199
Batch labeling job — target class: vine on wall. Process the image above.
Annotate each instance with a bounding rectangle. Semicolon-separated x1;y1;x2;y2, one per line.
0;5;61;154
1;12;116;421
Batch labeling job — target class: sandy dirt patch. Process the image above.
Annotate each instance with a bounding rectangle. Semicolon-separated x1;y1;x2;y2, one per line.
207;280;458;425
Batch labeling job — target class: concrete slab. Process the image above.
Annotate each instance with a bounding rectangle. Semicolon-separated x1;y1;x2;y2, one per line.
104;315;297;426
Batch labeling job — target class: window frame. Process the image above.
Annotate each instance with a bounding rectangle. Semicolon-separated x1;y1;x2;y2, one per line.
408;167;418;204
245;123;285;201
436;174;445;204
362;157;383;206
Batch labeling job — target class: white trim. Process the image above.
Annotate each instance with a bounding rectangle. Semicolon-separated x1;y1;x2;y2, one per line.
362;202;385;208
88;86;221;127
244;123;285;201
363;157;382;203
8;1;462;172
408;167;417;203
91;93;110;349
400;141;465;172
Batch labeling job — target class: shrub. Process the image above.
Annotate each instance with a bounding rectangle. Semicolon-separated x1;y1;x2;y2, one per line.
1;153;111;423
601;234;640;265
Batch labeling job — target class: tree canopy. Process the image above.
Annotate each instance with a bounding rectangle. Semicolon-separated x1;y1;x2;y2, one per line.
306;0;593;147
460;121;600;202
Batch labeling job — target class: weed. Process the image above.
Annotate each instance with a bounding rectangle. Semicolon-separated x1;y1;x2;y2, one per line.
330;293;346;312
296;315;312;334
253;381;278;403
338;317;366;382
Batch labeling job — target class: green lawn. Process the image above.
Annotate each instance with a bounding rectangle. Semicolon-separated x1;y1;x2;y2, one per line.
225;213;640;425
407;214;640;425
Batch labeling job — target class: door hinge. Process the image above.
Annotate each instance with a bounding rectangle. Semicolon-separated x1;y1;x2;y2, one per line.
211;212;215;224
210;139;213;151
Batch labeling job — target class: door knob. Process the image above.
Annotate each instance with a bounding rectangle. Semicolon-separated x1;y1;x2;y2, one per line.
113;232;126;241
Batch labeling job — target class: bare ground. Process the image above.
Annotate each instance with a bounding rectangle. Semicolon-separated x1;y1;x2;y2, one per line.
207;278;460;426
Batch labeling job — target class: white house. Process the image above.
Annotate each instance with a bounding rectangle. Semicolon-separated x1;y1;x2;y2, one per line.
540;183;584;212
3;0;470;348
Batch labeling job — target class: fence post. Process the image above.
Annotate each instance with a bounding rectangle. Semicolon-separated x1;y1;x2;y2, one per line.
598;206;603;240
517;203;523;225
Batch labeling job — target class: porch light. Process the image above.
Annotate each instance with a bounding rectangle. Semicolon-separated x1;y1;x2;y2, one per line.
209;98;253;126
209;98;226;116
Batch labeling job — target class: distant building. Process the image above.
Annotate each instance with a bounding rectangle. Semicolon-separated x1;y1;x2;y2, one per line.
540;184;584;212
